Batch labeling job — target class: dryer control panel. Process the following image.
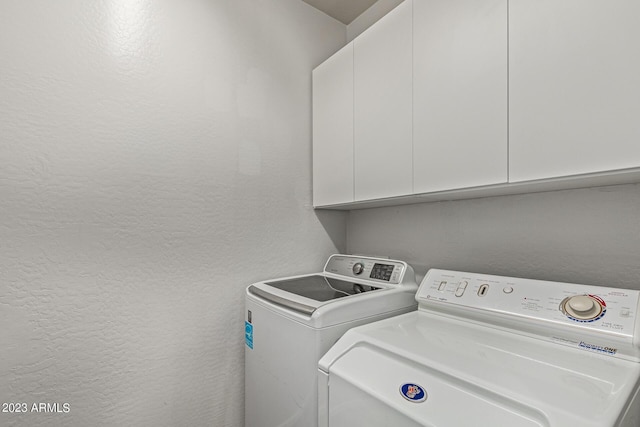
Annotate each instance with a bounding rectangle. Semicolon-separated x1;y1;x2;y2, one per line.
417;269;640;360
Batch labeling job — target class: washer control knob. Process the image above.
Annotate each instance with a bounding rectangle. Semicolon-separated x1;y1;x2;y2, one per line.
561;295;604;320
568;295;595;313
352;262;365;275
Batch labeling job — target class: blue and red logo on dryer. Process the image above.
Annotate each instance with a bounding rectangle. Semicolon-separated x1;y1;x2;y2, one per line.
400;383;427;403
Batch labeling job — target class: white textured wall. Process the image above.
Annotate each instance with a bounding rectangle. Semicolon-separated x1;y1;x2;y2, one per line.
0;1;346;426
347;184;640;290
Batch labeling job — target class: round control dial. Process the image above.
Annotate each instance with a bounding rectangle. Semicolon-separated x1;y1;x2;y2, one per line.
352;262;365;275
561;294;606;321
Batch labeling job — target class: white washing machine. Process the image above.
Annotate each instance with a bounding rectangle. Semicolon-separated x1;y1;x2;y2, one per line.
319;269;640;427
245;254;417;427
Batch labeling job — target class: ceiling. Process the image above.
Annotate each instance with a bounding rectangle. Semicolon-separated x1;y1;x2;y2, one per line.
301;0;378;25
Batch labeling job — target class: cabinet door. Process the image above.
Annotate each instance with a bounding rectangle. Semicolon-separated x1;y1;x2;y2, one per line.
509;0;640;182
354;0;413;201
413;0;508;193
312;43;354;207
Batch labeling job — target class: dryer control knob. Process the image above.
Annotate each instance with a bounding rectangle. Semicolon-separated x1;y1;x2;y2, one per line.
352;262;365;275
562;295;603;320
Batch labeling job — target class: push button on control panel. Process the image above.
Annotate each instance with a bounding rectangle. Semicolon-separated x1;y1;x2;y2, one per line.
477;284;489;297
455;281;468;297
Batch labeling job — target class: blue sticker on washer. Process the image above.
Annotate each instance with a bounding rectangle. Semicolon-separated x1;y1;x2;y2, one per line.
400;383;427;402
245;321;254;349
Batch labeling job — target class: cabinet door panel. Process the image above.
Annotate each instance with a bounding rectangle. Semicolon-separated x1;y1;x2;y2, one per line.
509;0;640;182
312;43;354;207
354;0;413;201
413;0;508;193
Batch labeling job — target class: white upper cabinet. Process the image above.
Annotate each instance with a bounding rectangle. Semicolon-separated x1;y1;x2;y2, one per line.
313;0;640;209
413;0;508;193
353;0;413;201
509;0;640;182
312;43;354;207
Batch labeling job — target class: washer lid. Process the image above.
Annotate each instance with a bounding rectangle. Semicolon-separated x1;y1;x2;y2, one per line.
249;275;382;315
265;275;381;301
246;255;418;326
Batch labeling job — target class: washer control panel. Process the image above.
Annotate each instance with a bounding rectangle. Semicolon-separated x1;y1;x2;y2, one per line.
324;255;408;285
418;269;640;342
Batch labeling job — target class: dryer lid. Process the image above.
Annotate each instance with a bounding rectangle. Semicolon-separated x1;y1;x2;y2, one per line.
320;311;640;427
328;345;546;427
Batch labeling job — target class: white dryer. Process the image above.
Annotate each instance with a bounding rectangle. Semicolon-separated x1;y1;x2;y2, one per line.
245;254;417;427
319;269;640;427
